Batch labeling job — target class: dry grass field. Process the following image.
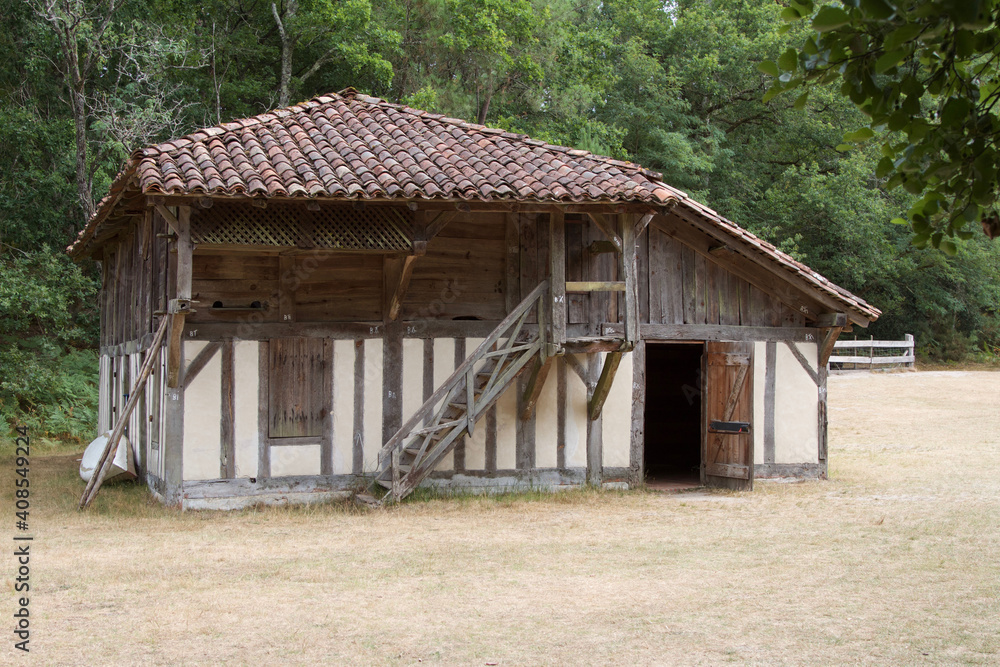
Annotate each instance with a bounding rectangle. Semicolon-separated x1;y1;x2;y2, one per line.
3;370;999;666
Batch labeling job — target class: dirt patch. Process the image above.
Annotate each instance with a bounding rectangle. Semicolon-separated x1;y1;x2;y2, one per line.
2;371;998;665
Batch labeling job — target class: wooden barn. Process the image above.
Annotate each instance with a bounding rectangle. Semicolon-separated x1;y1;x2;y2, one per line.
68;89;880;509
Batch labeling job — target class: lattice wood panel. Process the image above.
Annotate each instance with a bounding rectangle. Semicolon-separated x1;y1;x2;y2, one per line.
191;203;412;250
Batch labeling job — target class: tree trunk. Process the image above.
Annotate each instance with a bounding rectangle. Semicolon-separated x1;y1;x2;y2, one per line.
477;87;493;125
71;85;95;221
272;1;297;107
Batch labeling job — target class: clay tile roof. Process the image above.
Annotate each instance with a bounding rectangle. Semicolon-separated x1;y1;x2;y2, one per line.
67;88;879;322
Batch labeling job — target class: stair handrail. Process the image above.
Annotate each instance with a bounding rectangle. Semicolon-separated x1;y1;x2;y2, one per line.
377;279;550;468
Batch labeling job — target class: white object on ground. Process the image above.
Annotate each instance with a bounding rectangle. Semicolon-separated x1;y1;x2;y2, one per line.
80;431;136;483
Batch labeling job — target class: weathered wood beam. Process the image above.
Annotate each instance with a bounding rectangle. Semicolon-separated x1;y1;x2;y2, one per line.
587;240;618;254
81;315;170;508
154;203;181;235
519;356;554;421
384;254;420;322
564;353;588;385
181;341;221;387
586;212;623;252
166;206;193;389
166;313;185;388
620;213;639;344
634;212;655;237
278;254;295;323
550;208;566;348
566;281;626;292
818;326;844;367
611;322;823;343
588;350;623;420
814;312;848;328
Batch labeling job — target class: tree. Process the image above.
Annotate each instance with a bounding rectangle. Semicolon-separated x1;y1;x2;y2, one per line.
270;0;397;107
761;0;1000;251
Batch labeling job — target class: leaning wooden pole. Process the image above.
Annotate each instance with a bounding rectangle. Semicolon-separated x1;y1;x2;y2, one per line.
80;316;170;509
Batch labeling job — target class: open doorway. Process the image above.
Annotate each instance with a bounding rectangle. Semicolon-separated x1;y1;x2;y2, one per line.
644;343;703;489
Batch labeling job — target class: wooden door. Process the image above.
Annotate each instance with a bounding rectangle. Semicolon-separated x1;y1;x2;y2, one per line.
268;337;327;439
702;341;753;490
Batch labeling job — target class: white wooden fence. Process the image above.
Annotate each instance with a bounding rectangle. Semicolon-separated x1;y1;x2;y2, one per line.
828;334;915;370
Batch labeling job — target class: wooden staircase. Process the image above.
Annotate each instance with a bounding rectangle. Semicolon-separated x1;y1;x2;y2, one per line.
375;281;551;502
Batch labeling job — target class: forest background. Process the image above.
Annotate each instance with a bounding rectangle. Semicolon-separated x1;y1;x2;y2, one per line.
2;0;998;440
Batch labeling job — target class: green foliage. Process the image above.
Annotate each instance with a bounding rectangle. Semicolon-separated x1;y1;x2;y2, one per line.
0;249;99;440
762;0;1000;247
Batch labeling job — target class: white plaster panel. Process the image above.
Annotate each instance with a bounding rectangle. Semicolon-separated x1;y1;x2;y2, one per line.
564;355;589;468
270;444;321;477
753;341;766;465
774;342;819;464
602;351;632;468
332;340;355;475
183;342;222;481
233;341;259;478
463;338;487;470
433;338;456;471
363;338;384;471
535;359;560;468
495;382;518;470
401;339;424;424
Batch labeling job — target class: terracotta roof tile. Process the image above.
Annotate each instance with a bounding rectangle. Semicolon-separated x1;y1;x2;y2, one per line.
68;89;879;321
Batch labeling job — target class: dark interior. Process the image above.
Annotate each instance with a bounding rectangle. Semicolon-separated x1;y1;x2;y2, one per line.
644;343;703;485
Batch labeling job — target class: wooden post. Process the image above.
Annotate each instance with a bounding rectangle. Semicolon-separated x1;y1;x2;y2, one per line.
166;206;192;388
586;353;603;486
619;214;639;344
549;208;566;349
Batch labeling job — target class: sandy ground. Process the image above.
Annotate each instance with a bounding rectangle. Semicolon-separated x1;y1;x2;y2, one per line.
2;370;999;666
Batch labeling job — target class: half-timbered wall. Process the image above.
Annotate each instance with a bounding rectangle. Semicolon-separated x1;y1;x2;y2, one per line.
179;335;632;508
751;341;822;477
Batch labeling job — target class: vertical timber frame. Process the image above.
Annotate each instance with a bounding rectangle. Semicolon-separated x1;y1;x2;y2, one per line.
549;207;566;352
157;203;193;504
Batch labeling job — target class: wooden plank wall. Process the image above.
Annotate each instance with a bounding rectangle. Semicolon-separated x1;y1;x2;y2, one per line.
187;214;510;325
404;213;507;320
638;223;806;329
563;215;621;328
99;211;166;349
